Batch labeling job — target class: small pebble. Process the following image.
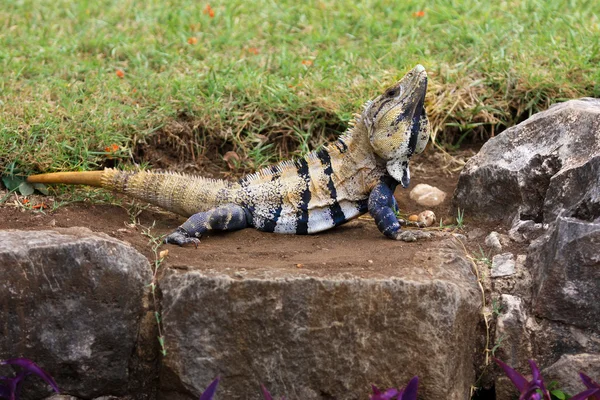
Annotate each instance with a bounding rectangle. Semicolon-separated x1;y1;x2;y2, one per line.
367;259;373;264
485;231;502;251
408;214;419;222
418;210;436;227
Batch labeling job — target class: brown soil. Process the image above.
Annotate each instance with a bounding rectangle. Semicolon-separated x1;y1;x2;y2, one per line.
0;150;515;274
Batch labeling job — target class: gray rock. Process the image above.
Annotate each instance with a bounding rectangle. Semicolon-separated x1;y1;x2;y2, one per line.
494;295;533;370
491;253;516;278
0;228;153;399
531;319;600;368
485;231;502;251
544;154;600;223
453;98;600;223
542;353;600;396
490;255;531;298
467;227;486;240
529;217;600;332
508;217;546;243
159;244;482;400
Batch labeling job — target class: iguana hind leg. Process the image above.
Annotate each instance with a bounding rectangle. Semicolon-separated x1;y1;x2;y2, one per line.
164;204;250;246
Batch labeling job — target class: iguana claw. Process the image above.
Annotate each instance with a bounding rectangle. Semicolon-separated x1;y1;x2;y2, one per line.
393;230;431;242
398;218;426;228
164;228;201;247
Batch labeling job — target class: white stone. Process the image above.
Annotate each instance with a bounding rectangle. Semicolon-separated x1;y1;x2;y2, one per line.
409;183;447;207
491;253;516;277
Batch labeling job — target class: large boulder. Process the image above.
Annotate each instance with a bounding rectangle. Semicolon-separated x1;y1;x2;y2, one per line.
453;98;600;399
0;228;154;399
159;241;481;400
453;98;600;223
529;217;600;332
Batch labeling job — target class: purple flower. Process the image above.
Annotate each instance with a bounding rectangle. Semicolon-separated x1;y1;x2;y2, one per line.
494;358;550;400
0;373;25;400
260;384;286;400
495;358;600;400
0;358;59;400
199;377;220;400
576;373;600;400
371;376;418;400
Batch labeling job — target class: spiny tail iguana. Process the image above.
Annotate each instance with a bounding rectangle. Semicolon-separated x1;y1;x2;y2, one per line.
27;64;431;246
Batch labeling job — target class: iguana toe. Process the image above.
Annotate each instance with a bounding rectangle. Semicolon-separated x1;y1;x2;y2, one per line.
398;218;426;228
393;230;431;242
164;228;201;247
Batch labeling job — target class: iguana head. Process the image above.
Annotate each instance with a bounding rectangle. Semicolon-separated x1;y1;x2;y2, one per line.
363;64;430;187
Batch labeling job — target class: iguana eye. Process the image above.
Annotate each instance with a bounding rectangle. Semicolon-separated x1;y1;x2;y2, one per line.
386;87;401;97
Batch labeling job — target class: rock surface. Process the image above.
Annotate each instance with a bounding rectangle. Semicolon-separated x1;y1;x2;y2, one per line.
529;217;600;332
159;241;481;400
453;98;600;223
542;353;600;396
453;98;600;399
0;228;153;399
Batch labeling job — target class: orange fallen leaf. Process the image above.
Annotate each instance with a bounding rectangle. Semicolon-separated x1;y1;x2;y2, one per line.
247;47;260;55
301;60;313;66
32;202;48;210
22;198;30;204
116;69;125;78
187;37;198;45
105;143;119;153
413;10;425;17
203;4;215;18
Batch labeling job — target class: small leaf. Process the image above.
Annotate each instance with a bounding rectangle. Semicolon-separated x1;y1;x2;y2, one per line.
580;372;600;390
199;377;220;400
400;376;419;400
494;358;529;392
32;183;49;195
570;388;600;400
18;181;35;196
2;175;24;191
261;384;273;400
551;389;566;399
1;358;60;393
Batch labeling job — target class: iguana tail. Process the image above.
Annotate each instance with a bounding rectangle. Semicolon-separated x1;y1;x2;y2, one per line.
27;168;237;217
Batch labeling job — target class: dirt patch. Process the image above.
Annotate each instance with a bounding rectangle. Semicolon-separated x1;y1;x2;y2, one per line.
0;150;517;274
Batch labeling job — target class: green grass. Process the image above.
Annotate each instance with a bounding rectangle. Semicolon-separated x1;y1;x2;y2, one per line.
1;0;599;174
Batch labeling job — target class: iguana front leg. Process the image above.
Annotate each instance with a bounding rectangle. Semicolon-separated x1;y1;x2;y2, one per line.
368;180;430;242
164;204;251;246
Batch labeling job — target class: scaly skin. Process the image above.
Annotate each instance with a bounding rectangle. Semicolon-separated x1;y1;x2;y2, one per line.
27;65;431;246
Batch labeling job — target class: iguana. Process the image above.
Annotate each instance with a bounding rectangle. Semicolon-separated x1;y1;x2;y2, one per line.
27;64;431;246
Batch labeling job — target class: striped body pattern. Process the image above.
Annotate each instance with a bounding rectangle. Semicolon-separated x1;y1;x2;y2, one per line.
27;65;431;245
235;136;381;234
